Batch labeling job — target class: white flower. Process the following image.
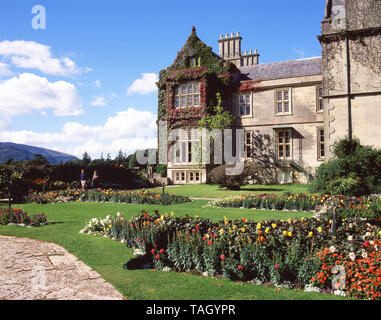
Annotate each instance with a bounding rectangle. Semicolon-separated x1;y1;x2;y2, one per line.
349;252;356;261
334;289;347;297
304;284;320;293
329;246;336;253
162;267;172;272
361;250;368;259
347;235;353;242
202;272;209;277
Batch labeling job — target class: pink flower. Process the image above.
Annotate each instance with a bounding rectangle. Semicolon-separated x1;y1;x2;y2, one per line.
137;237;140;243
238;265;244;270
151;249;155;254
220;255;225;261
155;254;161;260
208;240;212;246
275;264;279;269
160;249;165;253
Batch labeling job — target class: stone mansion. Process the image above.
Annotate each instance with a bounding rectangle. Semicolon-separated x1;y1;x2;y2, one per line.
157;0;381;185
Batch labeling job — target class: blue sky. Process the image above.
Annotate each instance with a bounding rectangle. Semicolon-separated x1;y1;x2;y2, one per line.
0;0;326;158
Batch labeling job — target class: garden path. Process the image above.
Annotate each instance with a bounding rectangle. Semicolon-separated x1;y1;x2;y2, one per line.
0;236;124;300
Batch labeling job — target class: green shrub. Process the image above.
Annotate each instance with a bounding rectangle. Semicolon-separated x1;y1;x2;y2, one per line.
309;136;381;196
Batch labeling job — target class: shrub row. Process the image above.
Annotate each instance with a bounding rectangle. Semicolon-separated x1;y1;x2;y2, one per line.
0;208;48;227
25;188;191;206
208;193;381;219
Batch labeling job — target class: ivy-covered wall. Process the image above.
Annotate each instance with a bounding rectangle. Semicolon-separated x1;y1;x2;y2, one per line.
157;26;239;130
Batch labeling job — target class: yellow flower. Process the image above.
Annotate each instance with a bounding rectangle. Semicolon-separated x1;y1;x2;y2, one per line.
283;231;288;236
265;228;270;234
160;215;164;221
256;223;261;230
272;223;277;229
206;234;210;239
288;231;292;237
317;227;322;233
219;229;224;235
287;219;292;224
241;228;246;233
308;232;313;237
233;225;238;230
195;215;199;219
170;212;174;217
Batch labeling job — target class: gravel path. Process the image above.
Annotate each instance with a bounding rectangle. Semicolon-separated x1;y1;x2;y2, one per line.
0;236;124;300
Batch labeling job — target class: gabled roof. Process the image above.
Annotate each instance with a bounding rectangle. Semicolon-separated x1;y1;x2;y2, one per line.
238;57;322;81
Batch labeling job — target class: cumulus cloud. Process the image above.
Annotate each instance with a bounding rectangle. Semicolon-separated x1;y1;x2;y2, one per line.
0;40;87;76
0;108;157;158
90;96;106;107
94;80;101;88
126;73;158;95
0;62;14;77
0;73;82;128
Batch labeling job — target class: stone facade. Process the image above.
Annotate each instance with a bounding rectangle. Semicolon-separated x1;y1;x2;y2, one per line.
158;0;381;185
319;0;381;159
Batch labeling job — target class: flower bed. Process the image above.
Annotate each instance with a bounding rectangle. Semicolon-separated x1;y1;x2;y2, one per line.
0;208;48;227
80;210;381;299
208;193;381;218
25;188;191;206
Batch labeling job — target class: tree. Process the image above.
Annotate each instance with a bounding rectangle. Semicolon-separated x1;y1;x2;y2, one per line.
81;152;91;166
0;164;26;208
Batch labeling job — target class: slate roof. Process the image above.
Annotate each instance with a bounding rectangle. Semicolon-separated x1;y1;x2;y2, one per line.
238;57;322;81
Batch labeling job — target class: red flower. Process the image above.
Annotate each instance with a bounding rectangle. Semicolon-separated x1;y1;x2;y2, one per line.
238;265;244;270
160;249;165;253
151;249;155;254
155;254;161;260
275;264;279;269
202;237;206;241
208;240;212;246
192;229;196;233
220;255;225;261
137;237;140;243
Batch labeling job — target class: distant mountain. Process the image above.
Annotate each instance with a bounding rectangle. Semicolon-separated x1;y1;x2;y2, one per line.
0;142;78;164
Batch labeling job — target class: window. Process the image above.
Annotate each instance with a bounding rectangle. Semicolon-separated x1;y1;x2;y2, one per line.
278;172;292;184
175;82;200;108
195;172;200;181
318;128;325;160
173;128;200;164
275;89;291;114
189;57;200;67
189;172;194;181
239;94;251;116
175;172;180;182
245;131;253;158
317;86;324;112
276;129;292;160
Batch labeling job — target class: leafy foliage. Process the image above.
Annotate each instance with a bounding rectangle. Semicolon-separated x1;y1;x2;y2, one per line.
309;136;381;196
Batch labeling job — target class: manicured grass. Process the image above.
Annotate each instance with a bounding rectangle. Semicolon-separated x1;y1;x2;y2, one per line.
149;184;310;199
0;200;346;300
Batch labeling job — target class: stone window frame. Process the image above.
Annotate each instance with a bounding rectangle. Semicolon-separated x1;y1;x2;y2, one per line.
317;127;325;161
275;128;293;160
244;130;253;159
274;88;293;116
316;84;324;113
174;82;200;108
173;128;200;165
238;93;252;118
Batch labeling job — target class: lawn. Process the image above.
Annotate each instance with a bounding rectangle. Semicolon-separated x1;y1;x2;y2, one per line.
148;184;310;199
0;198;347;300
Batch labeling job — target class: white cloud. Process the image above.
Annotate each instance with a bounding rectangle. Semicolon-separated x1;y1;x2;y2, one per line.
0;62;14;77
0;73;82;128
0;40;87;76
94;80;101;88
293;48;306;59
126;73;158;95
0;108;157;158
90;96;106;107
